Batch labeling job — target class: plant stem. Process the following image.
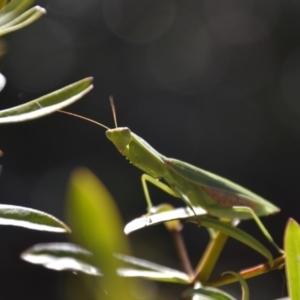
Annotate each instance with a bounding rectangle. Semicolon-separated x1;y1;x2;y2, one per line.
194;230;229;283
171;228;194;278
206;255;285;287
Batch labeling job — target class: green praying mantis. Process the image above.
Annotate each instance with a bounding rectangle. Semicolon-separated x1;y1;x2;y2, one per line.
59;97;282;254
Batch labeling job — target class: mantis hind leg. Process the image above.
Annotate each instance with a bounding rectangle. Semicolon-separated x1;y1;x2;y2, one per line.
232;206;283;254
141;174;181;213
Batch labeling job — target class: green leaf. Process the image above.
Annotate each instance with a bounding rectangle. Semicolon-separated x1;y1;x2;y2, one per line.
0;204;70;232
124;206;206;234
0;6;46;36
0;0;34;26
66;168;137;300
0;77;93;123
0;0;7;10
0;0;33;14
125;206;273;262
117;268;190;284
183;286;236;300
115;254;190;284
198;218;273;263
284;218;300;300
222;272;249;300
21;242;100;275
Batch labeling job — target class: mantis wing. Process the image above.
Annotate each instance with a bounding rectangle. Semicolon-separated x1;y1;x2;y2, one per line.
166;158;279;214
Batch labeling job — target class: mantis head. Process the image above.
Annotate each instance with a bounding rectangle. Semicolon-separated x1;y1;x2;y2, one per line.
58;96;133;154
58;97;166;178
106;127;132;154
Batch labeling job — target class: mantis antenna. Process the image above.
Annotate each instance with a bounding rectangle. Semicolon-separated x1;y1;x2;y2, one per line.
109;95;118;128
58;110;110;130
35;99;110;130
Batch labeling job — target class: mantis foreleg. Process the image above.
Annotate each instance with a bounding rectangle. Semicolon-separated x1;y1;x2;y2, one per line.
142;175;200;218
141;174;181;213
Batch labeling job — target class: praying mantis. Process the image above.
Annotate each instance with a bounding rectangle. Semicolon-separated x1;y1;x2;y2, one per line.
59;97;282;254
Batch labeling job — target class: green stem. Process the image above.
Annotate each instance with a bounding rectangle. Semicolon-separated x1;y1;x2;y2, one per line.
194;230;229;283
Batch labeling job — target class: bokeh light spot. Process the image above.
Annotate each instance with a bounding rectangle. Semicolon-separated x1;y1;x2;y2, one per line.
146;18;229;95
208;10;269;44
48;0;98;17
5;18;75;92
102;0;176;43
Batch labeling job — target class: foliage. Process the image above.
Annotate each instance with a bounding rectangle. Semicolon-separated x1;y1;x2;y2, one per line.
16;167;292;300
0;0;46;89
0;0;297;299
284;219;300;300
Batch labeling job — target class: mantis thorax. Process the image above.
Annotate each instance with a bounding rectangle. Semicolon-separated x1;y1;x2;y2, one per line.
106;128;166;178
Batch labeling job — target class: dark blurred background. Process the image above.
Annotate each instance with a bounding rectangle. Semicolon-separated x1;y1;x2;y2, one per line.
0;0;299;299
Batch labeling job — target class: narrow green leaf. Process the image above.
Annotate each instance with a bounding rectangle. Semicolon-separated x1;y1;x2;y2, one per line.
0;5;43;28
0;0;33;14
67;168;137;300
0;77;93;123
198;218;273;263
21;242;100;275
183;286;236;300
116;253;188;273
222;271;249;300
0;204;70;232
115;254;190;283
0;0;34;26
124;206;206;234
117;268;190;284
0;6;46;36
284;218;300;300
125;206;273;262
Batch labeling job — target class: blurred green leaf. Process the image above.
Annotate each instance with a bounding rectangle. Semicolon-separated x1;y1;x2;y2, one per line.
125;207;273;262
0;0;33;14
0;204;70;232
284;218;300;300
184;286;236;300
116;254;190;284
0;6;46;36
0;0;34;26
21;242;100;275
0;0;6;10
117;268;189;284
67;168;136;300
198;218;273;263
0;77;93;123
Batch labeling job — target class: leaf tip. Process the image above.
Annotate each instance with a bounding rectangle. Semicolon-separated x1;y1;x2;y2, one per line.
86;77;94;84
34;6;47;15
64;224;72;233
287;217;296;224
